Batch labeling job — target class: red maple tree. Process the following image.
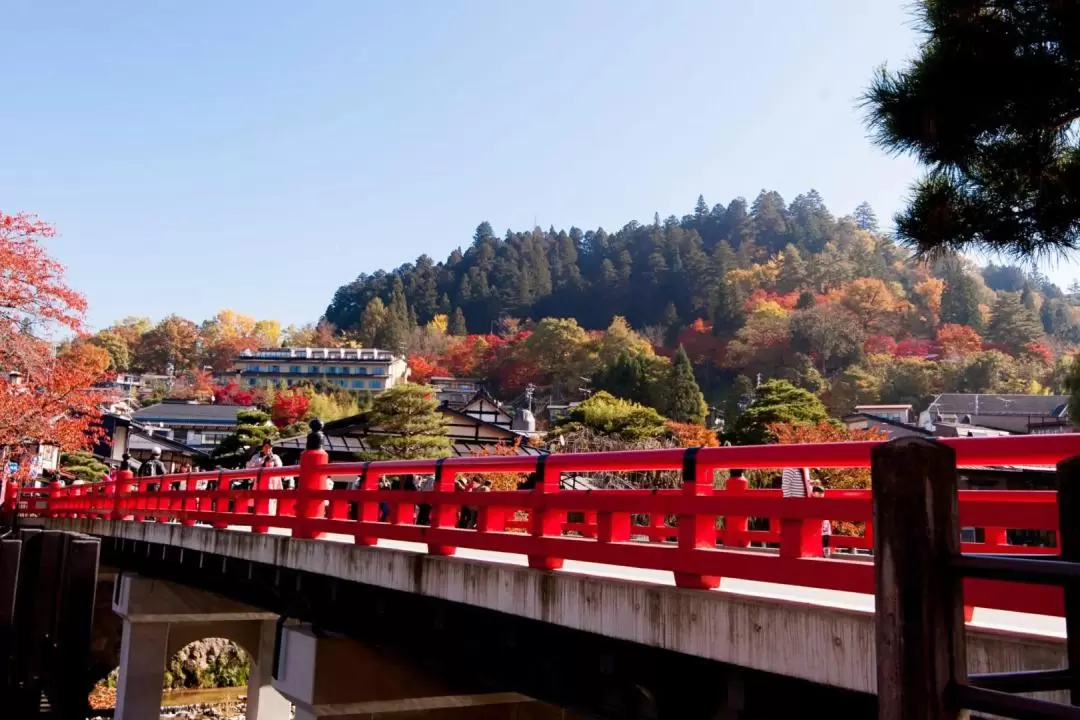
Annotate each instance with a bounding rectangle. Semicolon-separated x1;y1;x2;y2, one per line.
271;391;311;428
0;212;108;456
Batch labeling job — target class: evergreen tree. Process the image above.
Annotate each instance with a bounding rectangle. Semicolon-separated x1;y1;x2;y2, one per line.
795;291;817;309
661;346;708;424
366;384;451;460
358;298;388;347
777;244;808;293
940;264;986;330
594;352;647;404
863;1;1080;257
722;375;756;430
725;380;829;445
212;409;279;468
986;292;1044;352
662;302;681;346
852;202;879;233
448;307;467;336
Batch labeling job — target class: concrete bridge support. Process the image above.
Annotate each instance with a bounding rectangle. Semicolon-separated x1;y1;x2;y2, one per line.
112;572;291;720
273;624;570;719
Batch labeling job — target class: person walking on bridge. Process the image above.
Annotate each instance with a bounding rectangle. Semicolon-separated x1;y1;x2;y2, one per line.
137;447;167;491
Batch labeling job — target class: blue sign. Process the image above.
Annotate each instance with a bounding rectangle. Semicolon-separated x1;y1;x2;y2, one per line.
6;462;17;475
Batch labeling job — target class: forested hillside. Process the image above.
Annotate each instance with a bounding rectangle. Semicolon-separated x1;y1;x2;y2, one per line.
325;191;896;334
322;190;1080;411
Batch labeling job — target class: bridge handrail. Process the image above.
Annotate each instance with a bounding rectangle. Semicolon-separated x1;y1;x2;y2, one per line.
17;433;1079;619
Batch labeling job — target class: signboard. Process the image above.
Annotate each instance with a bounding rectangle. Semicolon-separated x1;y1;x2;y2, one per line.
6;462;17;476
38;444;59;472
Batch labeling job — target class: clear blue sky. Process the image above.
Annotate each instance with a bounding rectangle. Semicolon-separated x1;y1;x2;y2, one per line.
3;1;1076;331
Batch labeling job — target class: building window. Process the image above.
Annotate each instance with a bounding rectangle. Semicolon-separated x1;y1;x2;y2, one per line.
341;367;350;375
375;367;386;376
269;365;280;373
309;366;318;374
290;365;300;373
173;429;189;444
369;380;382;389
248;379;257;386
352;380;364;389
249;365;261;372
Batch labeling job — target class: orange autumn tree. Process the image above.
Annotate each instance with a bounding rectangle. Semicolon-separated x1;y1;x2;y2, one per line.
0;212;109;459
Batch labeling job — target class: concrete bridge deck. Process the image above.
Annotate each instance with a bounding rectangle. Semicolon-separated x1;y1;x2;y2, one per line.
36;517;1068;702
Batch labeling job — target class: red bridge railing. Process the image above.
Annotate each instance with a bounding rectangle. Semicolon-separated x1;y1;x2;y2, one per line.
18;434;1080;620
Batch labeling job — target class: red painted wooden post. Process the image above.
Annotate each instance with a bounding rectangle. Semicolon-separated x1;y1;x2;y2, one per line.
528;455;564;570
723;470;750;548
779;512;823;559
112;470;134;521
180;474;196;527
1054;454;1080;707
293;448;329;539
476;503;505;533
984;526;1007;549
48;481;63;519
252;469;270;534
675;447;720;589
355;463;378;546
428;458;457;556
211;471;229;529
597;507;630;544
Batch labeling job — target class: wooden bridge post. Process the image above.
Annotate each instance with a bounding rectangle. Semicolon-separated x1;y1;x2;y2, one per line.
294;448;329;540
1055;454;1080;706
872;437;965;720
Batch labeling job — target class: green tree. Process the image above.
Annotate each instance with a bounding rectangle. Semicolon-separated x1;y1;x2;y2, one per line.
863;0;1080;257
827;366;882;414
722;375;756;430
211;409;279;468
556;391;666;442
661;346;708;424
789;304;864;373
986;292;1044;352
1066;355;1080;425
940;264;986;330
366;384;451;460
448;307;468;336
358;298;388;347
852;202;878;233
726;380;829;445
60;451;110;483
89;330;132;372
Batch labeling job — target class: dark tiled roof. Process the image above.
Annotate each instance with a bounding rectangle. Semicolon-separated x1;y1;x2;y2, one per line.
273;434;545;458
128;426;210;457
927;394;1069;417
133;403;245;424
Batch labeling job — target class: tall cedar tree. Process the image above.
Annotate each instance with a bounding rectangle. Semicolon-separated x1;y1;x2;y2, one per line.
863;0;1080;257
366;384;451;460
663;346;708;424
986;292;1044;352
940;263;986;330
448;307;468;336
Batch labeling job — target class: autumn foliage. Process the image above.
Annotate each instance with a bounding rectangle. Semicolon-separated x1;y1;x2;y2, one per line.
0;212;108;454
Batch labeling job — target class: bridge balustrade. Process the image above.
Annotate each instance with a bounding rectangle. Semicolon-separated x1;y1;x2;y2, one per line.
18;434;1079;620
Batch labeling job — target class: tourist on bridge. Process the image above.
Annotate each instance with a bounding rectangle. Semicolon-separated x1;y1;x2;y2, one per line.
811;484;831;557
780;466;812;498
137;446;167;491
246;441;284;516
